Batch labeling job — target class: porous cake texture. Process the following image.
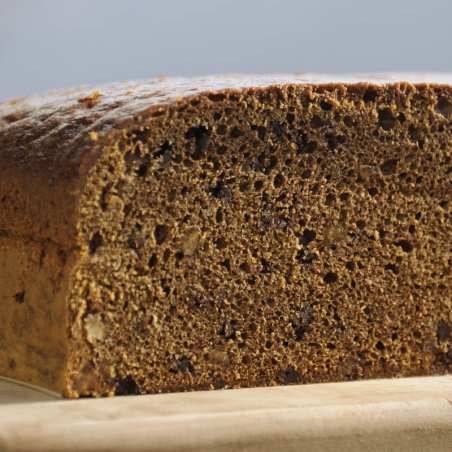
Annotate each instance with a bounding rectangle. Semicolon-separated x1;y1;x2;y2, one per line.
0;74;450;397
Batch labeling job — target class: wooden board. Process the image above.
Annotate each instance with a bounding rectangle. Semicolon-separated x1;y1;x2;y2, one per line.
0;375;451;451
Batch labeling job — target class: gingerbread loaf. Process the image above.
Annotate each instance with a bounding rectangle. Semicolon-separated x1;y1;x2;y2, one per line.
0;74;450;397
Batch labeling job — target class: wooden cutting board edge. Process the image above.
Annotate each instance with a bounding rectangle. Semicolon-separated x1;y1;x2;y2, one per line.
0;375;451;451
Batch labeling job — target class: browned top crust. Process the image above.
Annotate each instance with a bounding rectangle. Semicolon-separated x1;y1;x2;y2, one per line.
1;73;451;160
0;74;451;246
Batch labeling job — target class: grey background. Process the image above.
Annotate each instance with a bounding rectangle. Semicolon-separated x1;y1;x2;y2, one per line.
1;0;451;101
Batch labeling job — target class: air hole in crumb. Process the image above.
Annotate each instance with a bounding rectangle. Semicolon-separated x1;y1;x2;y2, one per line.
153;141;172;160
230;126;244;138
380;159;398;175
368;187;378;196
185;125;210;150
300;229;316;245
378;108;396;130
375;341;385;350
239;262;251;273
385;263;398;274
326;133;346;150
239;182;249;193
296;249;317;265
323;272;338;284
242;355;251;364
391;332;398;341
395;239;413;253
301;169;311;179
436;98;452;117
285;112;295;124
136;162;149;177
320;100;333;111
325;193;335;205
297;133;317;154
191;148;204;161
408;124;420;142
220;259;231;271
340;192;350;202
437;322;451;342
115;376;140;395
256;126;267;140
254;180;264;190
216;145;227;155
148;253;158;268
154;224;169;245
215;208;223;223
162;249;171;262
345;261;355;271
209;179;224;198
132;128;151;143
260;258;270;274
215;237;227;250
363;88;378;102
273;174;284;188
408;225;416;234
343;115;354;127
268;155;278;170
208;93;226;102
283;368;302;385
216;124;227;135
89;232;103;254
356;220;366;229
310;115;325;128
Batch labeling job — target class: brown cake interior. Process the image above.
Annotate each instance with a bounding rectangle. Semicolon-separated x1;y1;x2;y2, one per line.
66;83;451;397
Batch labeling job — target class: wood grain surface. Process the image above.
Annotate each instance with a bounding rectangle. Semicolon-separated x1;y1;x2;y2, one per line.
0;376;451;451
